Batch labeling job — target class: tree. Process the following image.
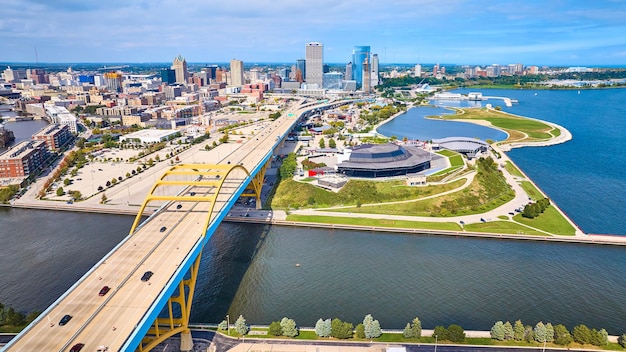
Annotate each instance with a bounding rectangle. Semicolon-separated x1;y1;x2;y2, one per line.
330;318;353;339
618;334;626;348
268;321;282;336
234;315;248;336
362;314;381;339
101;193;107;204
63;178;71;186
315;318;332;337
71;190;82;200
553;324;572;346
491;321;505;341
503;321;514;340
572;324;591;344
355;323;365;338
513;320;525;341
217;320;228;331
433;325;446;340
280;317;298;337
319;138;325;148
589;328;608;346
56;187;65;196
446;324;465;343
111;178;117;185
409;317;422;338
402;323;413;338
534;321;547;343
524;325;534;343
328;138;336;148
545;323;554;342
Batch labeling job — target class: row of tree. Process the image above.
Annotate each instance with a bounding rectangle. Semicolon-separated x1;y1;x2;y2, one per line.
0;302;39;329
490;320;610;346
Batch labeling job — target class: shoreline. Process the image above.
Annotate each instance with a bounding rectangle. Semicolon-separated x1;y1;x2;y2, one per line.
4;201;625;245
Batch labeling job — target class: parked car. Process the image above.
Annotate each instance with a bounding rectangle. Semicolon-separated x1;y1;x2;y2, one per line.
176;204;182;209
141;271;153;282
160;226;167;232
59;314;73;326
98;286;110;296
70;343;85;352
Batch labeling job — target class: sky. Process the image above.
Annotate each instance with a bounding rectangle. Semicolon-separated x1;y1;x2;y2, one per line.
1;0;626;66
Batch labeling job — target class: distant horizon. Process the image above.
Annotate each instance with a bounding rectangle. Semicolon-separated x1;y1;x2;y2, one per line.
2;61;625;69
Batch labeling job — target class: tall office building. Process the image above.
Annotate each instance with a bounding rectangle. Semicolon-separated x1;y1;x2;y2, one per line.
305;42;323;87
230;59;244;86
352;46;370;87
172;55;188;84
362;57;371;93
345;62;353;83
295;59;306;83
160;68;176;85
370;54;379;87
415;64;422;77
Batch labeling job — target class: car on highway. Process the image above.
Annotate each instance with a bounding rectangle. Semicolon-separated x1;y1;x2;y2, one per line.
98;286;110;296
141;271;153;282
70;343;85;352
190;192;196;196
160;226;167;232
59;314;72;326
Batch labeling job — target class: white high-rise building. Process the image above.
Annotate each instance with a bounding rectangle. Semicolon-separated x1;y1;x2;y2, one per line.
371;53;379;87
415;64;422;77
305;42;323;87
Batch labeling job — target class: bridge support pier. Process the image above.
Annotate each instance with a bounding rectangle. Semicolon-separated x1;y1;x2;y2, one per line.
180;332;193;351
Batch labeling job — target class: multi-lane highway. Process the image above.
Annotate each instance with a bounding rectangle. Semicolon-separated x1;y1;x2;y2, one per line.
4;100;312;352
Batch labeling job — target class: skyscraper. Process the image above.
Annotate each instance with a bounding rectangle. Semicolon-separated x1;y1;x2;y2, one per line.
352;46;370;87
230;59;244;86
362;57;371;93
415;64;422;77
296;59;306;83
345;62;353;83
370;53;379;87
172;54;188;84
160;68;176;85
305;42;323;87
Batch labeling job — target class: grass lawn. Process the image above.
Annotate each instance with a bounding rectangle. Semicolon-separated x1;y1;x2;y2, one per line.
332;159;514;217
513;206;576;236
436;149;458;157
519;181;543;201
286;214;462;231
440;108;555;143
464;220;546;236
504;161;524;177
271;178;465;210
429;165;463;177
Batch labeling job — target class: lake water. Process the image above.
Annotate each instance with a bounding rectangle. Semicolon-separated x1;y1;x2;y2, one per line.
378;88;626;236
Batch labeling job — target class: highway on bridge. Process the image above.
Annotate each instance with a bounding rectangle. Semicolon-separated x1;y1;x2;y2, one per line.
3;99;332;352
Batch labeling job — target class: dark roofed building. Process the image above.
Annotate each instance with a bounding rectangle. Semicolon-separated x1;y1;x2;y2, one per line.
337;143;431;177
433;137;489;158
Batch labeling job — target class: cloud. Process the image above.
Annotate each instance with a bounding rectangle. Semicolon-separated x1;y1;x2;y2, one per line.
1;0;625;64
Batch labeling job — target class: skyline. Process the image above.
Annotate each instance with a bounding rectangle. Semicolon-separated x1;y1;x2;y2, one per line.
1;1;626;66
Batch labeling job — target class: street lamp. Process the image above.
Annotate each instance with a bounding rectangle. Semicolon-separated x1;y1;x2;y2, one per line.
226;314;230;336
434;334;438;352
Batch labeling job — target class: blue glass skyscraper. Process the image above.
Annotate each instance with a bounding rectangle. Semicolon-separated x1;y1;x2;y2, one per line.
352;46;370;87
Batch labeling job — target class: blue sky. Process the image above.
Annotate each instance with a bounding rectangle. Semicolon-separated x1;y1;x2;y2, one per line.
1;0;626;65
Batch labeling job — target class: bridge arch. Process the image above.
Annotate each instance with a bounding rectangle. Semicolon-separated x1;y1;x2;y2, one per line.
128;163;260;351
